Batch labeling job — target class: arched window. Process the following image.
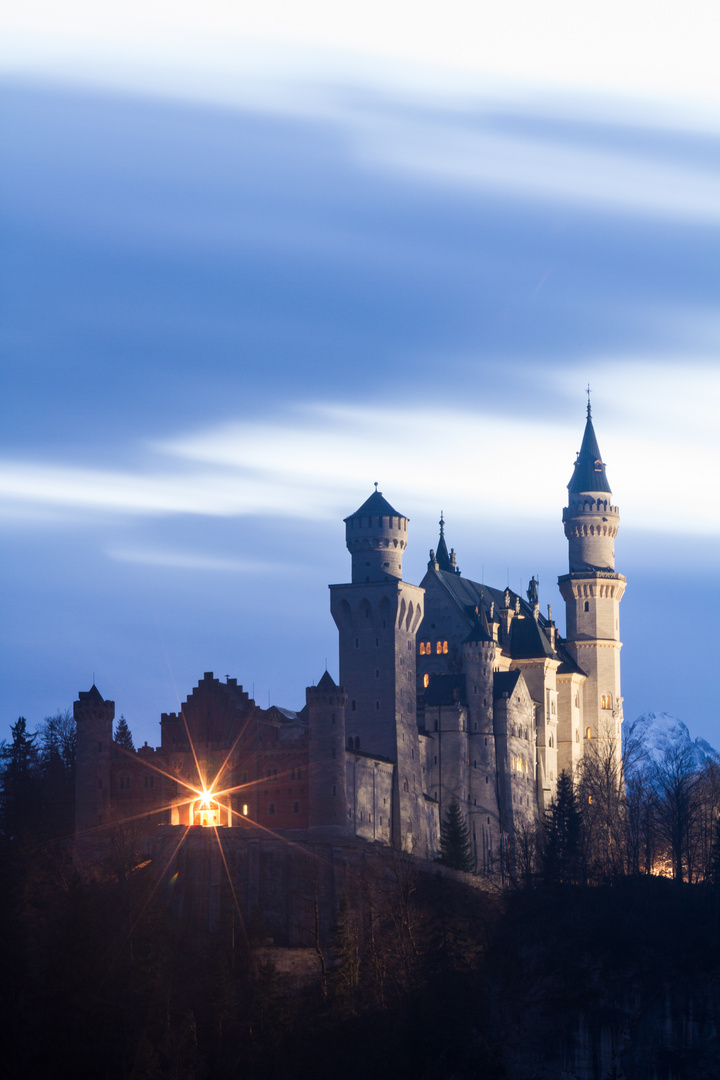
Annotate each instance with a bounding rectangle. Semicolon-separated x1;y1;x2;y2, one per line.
584;601;590;612
347;737;353;750
601;694;612;710
423;673;430;688
436;641;442;654
419;642;426;655
442;641;448;654
268;803;276;815
354;737;360;750
586;727;592;740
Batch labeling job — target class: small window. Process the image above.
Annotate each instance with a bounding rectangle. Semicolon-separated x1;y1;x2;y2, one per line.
584;601;590;612
268;803;275;815
423;673;430;688
436;641;442;654
354;737;360;750
351;700;356;711
242;804;248;816
419;643;426;655
144;775;154;789
442;641;448;654
586;727;592;740
601;694;612;710
293;801;300;813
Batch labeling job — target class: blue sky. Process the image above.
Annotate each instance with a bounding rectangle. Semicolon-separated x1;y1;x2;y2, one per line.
1;5;719;748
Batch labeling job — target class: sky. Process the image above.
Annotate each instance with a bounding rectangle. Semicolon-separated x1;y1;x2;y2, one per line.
1;2;719;749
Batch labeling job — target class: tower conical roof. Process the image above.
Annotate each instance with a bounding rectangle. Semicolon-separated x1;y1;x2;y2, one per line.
345;488;404;521
316;670;337;691
568;405;612;494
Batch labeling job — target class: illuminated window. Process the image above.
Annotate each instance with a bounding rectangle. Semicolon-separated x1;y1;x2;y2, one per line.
423;673;429;688
588;795;593;805
436;641;442;654
426;641;431;653
419;642;425;655
601;694;612;710
442;641;448;654
242;804;248;816
586;727;592;740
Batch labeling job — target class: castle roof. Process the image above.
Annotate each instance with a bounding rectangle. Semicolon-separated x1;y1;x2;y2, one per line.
510;613;556;659
435;513;452;572
568;407;611;494
78;684;104;704
463;603;493;644
345;488;404;521
493;670;523;697
316;670;337;691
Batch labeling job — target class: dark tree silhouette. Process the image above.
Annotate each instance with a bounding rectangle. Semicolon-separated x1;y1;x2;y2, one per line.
1;717;40;844
439;799;474;872
544;771;585;885
114;715;135;752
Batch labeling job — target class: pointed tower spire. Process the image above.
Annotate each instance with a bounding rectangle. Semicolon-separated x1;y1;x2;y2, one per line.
435;511;452;571
568;400;611;494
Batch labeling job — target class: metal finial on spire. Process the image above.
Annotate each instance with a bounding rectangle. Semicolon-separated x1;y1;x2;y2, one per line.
374;481;378;492
586;383;592;418
439;511;444;537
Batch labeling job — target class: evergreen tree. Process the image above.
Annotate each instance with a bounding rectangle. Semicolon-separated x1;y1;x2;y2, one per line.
439;799;474;872
543;770;585;885
114;715;135;752
1;717;41;844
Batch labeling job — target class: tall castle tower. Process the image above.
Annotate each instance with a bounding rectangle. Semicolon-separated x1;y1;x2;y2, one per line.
74;684;115;838
330;488;428;855
558;404;625;760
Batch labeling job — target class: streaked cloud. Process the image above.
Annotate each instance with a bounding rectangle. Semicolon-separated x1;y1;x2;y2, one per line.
2;358;719;538
106;546;285;573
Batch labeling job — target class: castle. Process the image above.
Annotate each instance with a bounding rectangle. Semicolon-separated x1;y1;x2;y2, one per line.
74;404;625;874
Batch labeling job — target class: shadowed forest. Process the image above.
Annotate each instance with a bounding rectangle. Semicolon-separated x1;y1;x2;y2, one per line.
4;712;720;1079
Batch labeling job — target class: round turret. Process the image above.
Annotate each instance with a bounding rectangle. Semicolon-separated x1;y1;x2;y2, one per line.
563;405;619;572
344;487;408;584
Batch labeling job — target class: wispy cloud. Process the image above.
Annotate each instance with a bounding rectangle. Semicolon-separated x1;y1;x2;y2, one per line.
2;359;719;538
106;546;285;573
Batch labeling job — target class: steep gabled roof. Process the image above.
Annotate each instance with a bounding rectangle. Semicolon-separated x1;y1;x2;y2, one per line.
510;614;556;660
568;406;611;494
345;489;403;521
493;670;523;698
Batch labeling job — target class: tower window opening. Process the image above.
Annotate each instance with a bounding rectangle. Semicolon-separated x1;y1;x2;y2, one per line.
355;737;360;750
268;803;275;815
443;641;448;654
423;673;429;688
601;694;612;710
436;641;442;654
586;727;592;740
242;804;248;816
584;601;590;612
